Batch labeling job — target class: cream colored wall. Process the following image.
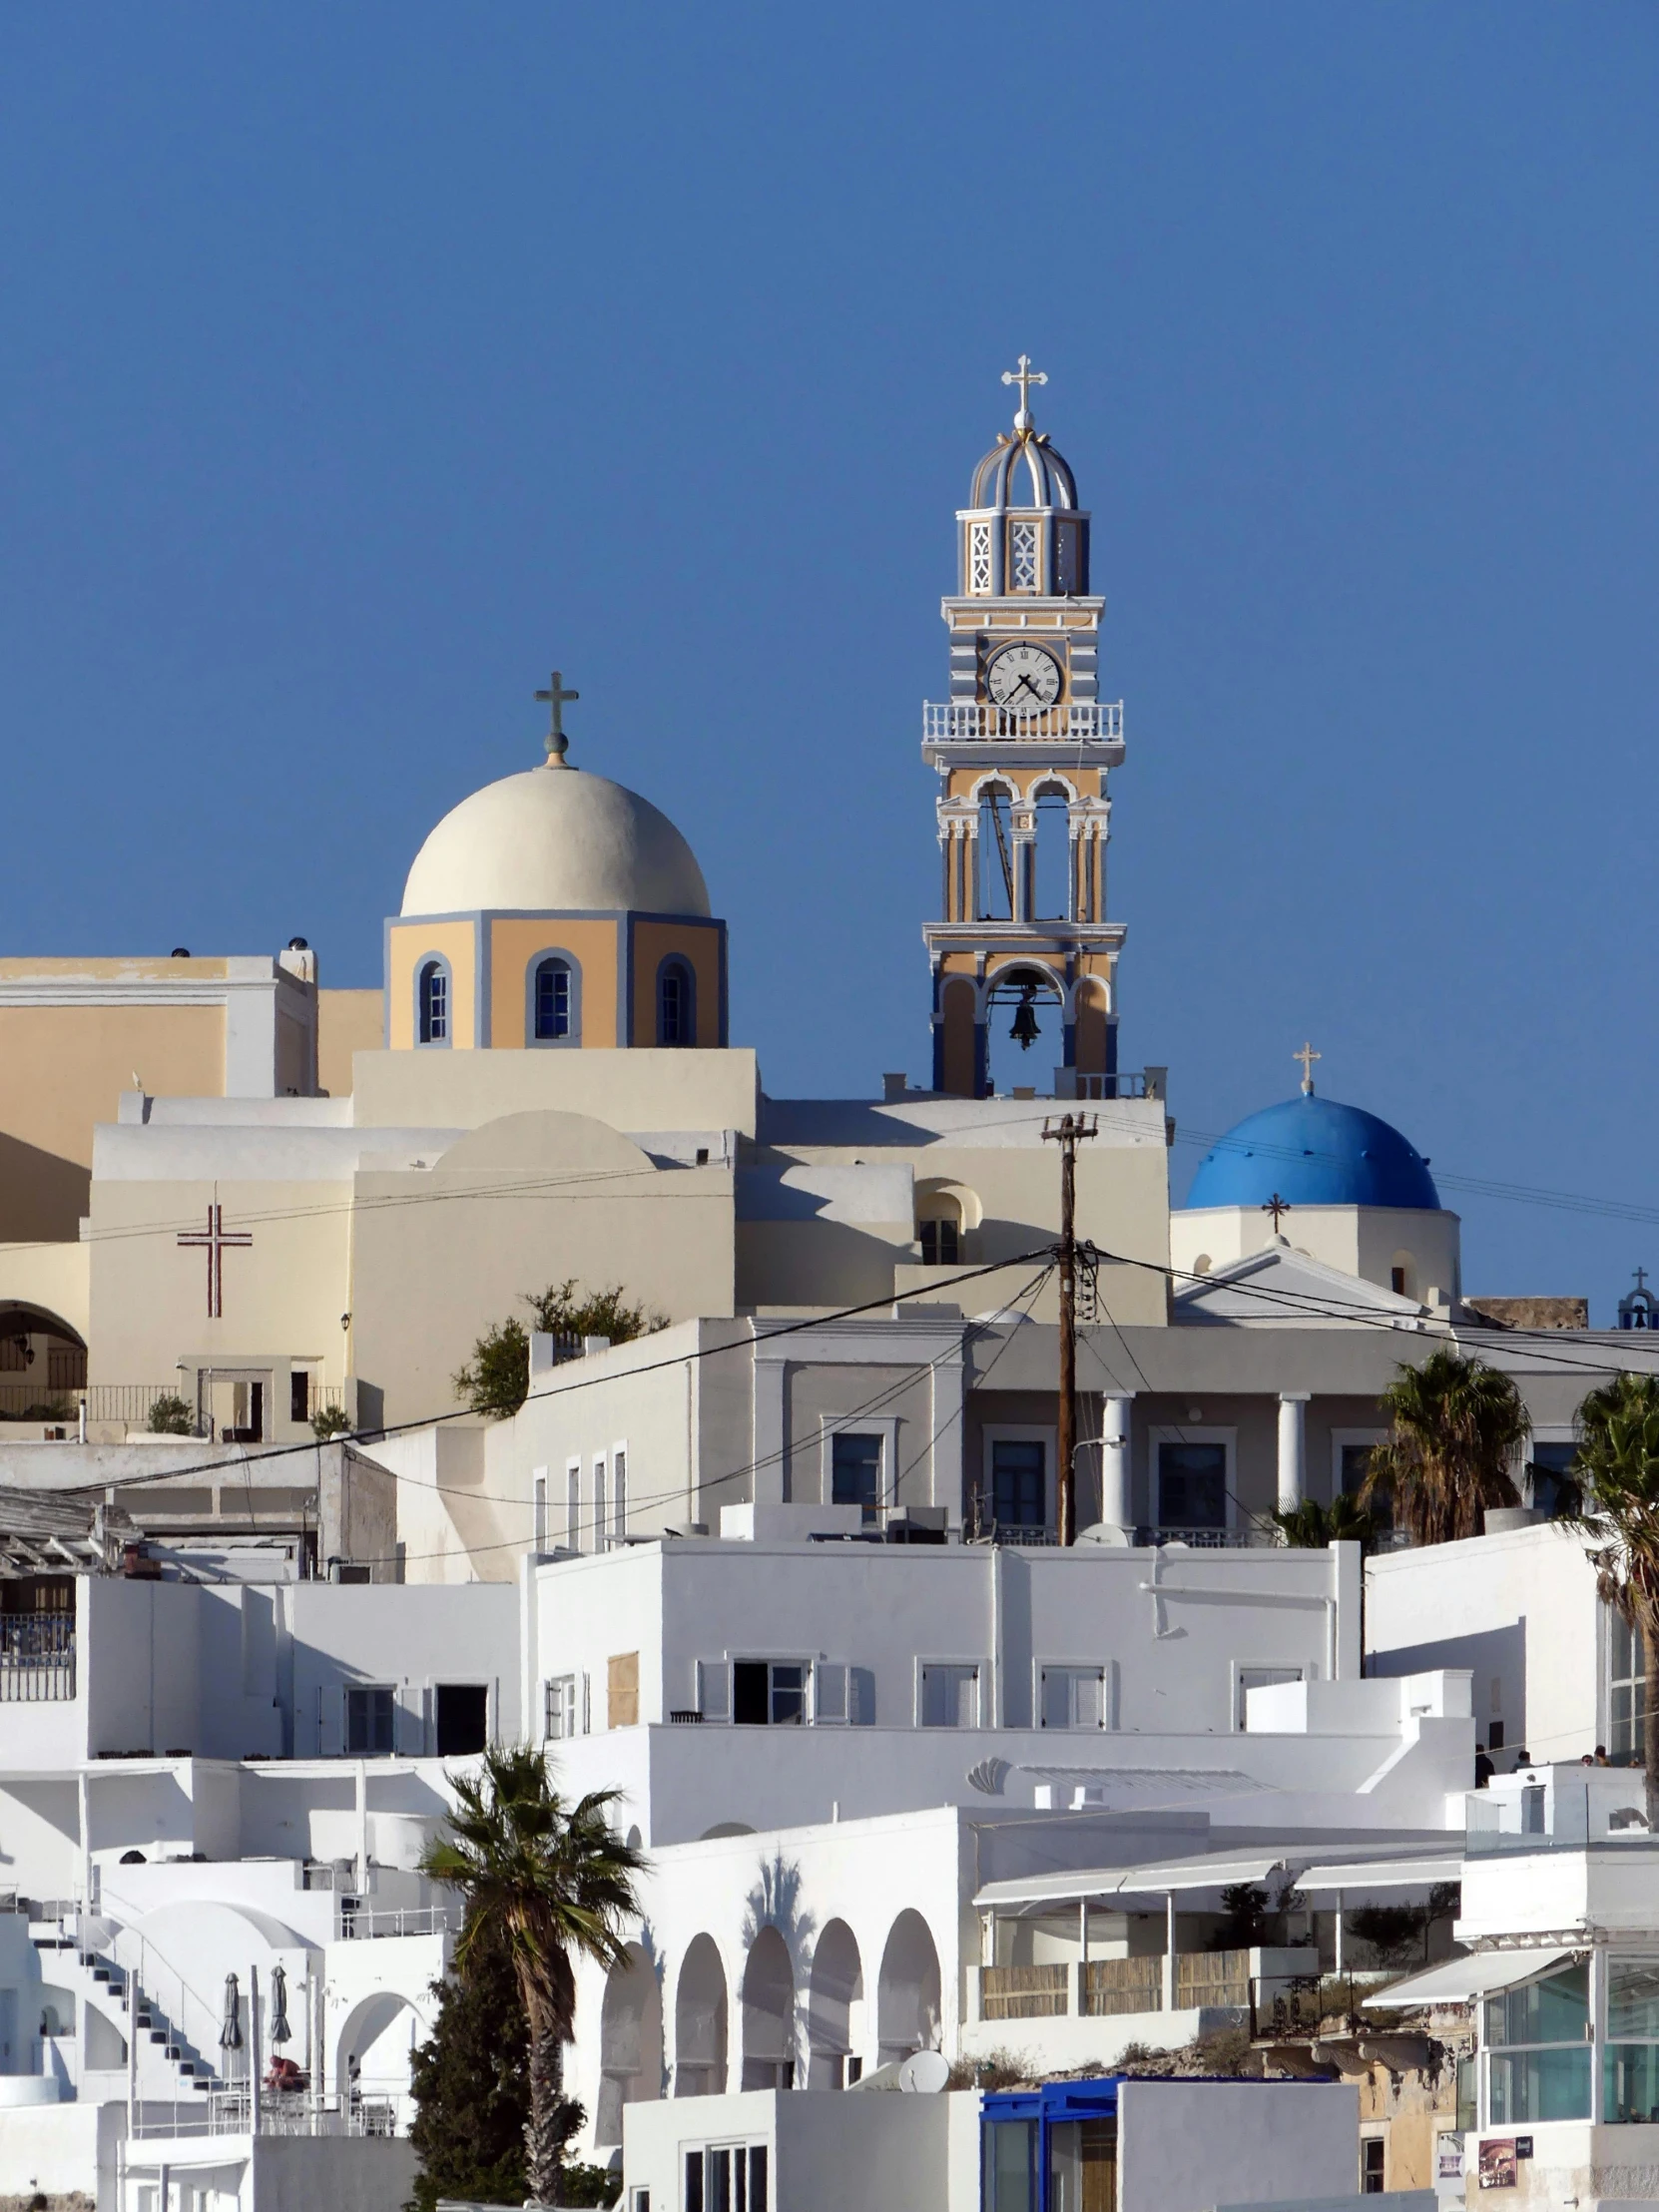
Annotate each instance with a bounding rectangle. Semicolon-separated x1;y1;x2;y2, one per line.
735;1217;916;1313
349;1109;737;1430
629;920;722;1048
84;1179;351;1394
0;1241;92;1342
358;1423;510;1584
1170;1203;1459;1302
349;1047;761;1138
0;1003;227;1241
386;919;477;1050
317;990;384;1098
488;918;621;1049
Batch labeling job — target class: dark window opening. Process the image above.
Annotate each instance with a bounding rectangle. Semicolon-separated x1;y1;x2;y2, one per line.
435;1683;488;1756
1363;2138;1385;2193
991;1439;1045;1528
831;1432;882;1523
345;1686;395;1757
1390;1267;1406;1296
419;961;448;1044
535;959;571;1041
290;1371;309;1424
1158;1441;1227;1529
659;961;694;1047
733;1659;806;1726
919;1218;960;1267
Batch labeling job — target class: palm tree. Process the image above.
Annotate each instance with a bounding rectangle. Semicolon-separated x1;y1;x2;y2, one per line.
1363;1349;1527;1546
420;1746;647;2207
1272;1493;1377;1549
1571;1372;1659;1823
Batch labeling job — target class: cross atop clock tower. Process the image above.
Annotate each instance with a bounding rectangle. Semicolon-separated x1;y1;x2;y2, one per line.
922;364;1127;1099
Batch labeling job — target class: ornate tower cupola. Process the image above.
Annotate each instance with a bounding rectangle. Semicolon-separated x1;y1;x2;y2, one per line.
923;361;1127;1099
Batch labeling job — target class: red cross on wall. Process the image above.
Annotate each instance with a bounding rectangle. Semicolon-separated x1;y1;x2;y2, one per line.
178;1204;254;1319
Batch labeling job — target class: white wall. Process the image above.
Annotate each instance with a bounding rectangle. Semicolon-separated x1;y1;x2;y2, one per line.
1118;2079;1360;2212
622;2085;977;2212
1366;1523;1600;1766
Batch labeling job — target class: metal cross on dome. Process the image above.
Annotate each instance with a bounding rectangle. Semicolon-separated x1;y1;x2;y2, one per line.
1294;1040;1322;1096
178;1203;253;1321
1262;1193;1293;1231
535;669;579;763
1001;354;1047;431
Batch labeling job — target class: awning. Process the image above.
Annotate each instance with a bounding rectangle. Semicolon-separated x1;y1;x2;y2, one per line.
1298;1856;1463;1894
1365;1946;1577;2008
976;1854;1288;1911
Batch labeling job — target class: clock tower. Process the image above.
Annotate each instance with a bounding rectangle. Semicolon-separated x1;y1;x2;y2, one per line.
923;360;1127;1099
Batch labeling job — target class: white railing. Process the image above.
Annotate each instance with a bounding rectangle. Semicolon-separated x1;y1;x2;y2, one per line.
0;1613;76;1702
922;702;1124;744
132;2078;411;2139
335;1902;461;1941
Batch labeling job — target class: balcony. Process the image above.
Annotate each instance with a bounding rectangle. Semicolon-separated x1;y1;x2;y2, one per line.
922;702;1124;745
0;1611;76;1701
974;1946;1316;2024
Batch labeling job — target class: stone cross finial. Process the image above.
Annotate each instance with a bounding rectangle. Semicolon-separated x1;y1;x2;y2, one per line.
535;670;580;764
1001;354;1047;433
1294;1041;1321;1096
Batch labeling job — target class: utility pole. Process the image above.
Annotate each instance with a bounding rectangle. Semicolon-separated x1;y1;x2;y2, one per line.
1043;1112;1098;1545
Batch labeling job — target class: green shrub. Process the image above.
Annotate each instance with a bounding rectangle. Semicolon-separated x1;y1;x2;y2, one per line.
147;1393;194;1435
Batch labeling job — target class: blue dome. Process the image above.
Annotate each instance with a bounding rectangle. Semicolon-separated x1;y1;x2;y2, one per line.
1184;1094;1441;1213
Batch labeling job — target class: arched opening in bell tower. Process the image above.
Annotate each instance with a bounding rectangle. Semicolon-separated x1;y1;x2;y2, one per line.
975;784;1016;921
1031;784;1073;921
985;963;1064;1098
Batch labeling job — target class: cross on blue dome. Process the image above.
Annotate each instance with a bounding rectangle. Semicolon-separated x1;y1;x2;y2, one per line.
1184;1094;1441;1213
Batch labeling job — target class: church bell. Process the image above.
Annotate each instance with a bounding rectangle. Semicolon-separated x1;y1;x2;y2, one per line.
1009;986;1040;1051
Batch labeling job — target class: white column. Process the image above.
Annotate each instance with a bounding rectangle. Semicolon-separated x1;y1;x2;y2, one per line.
1162;1895;1176;2014
1101;1394;1135;1530
1277;1394;1311;1514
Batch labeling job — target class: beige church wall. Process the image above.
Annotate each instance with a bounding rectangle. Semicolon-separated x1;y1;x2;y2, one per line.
0;1002;227;1240
386;918;477;1050
349;1046;761;1139
735;1217;916;1313
348;1110;737;1431
317;989;384;1097
1355;1207;1460;1305
487;916;621;1049
628;919;723;1048
84;1178;351;1404
0;1240;92;1343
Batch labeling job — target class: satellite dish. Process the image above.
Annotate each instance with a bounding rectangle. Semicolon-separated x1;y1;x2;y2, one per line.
898;2049;949;2094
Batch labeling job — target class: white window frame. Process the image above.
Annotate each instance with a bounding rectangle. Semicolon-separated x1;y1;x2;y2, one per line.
344;1683;396;1758
1149;1425;1238;1534
565;1459;581;1551
593;1454;608;1550
1034;1659;1113;1731
731;1654;813;1727
819;1414;898;1517
611;1439;629;1540
532;1466;549;1553
545;1675;579;1741
1234;1662;1309;1732
979;1423;1057;1536
914;1657;986;1729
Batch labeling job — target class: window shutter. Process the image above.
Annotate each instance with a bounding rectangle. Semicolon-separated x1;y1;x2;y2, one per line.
317;1686;344;1758
849;1667;876;1726
395;1684;426;1757
697;1660;730;1722
581;1672;592;1734
815;1663;848;1725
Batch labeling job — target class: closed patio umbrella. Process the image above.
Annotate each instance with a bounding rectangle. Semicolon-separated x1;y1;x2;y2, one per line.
219;1972;243;2052
270;1964;290;2046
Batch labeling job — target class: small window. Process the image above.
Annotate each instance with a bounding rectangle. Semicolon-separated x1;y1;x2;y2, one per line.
533;1472;548;1552
1341;1442;1391;1532
418;960;448;1045
991;1439;1045;1529
594;1457;608;1548
534;957;572;1041
345;1686;394;1757
830;1432;882;1524
566;1461;581;1551
289;1370;309;1423
1158;1441;1227;1529
918;1217;960;1267
920;1663;978;1728
1040;1666;1106;1730
435;1683;488;1756
545;1675;579;1741
1612;1611;1647;1762
659;959;695;1047
1362;2137;1385;2193
733;1660;807;1726
613;1447;628;1540
1390;1267;1406;1297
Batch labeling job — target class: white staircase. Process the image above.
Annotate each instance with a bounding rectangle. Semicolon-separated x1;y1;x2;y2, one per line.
31;1923;221;2097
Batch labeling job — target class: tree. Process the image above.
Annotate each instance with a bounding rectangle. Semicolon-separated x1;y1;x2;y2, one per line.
1570;1371;1659;1822
408;1915;534;2208
419;1747;647;2207
310;1403;353;1440
1362;1349;1527;1546
1271;1494;1376;1549
453;1282;666;1420
147;1392;194;1435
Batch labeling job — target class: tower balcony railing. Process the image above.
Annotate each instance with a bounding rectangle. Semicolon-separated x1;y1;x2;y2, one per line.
923;702;1123;744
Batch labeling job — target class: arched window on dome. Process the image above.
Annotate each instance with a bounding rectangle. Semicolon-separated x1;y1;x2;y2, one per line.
658;957;695;1048
528;952;581;1047
417;957;451;1047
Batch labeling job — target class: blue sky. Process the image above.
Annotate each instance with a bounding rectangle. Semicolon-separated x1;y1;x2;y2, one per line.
1;6;1654;1312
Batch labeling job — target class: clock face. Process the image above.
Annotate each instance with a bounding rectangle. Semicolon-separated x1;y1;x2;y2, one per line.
987;645;1061;709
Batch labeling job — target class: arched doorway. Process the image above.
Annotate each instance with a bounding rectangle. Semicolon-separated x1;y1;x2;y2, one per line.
876;1911;941;2065
806;1920;863;2090
740;1926;795;2090
595;1944;664;2146
674;1935;728;2097
334;1990;427;2131
0;1305;86;1424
